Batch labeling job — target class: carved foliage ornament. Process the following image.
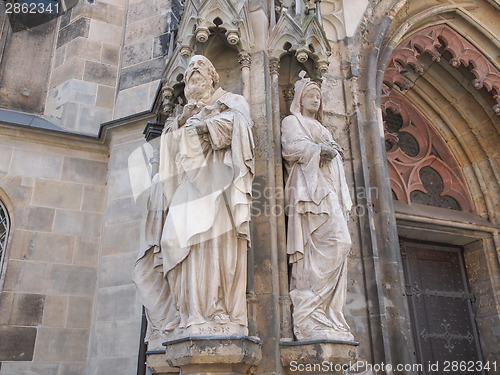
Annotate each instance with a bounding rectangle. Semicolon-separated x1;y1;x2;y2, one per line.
382;89;473;212
384;25;500;115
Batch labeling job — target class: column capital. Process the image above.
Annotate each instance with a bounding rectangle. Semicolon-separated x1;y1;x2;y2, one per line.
269;58;280;75
238;52;252;69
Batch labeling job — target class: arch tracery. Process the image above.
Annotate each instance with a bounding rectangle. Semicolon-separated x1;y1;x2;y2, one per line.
382;89;474;212
383;24;500;115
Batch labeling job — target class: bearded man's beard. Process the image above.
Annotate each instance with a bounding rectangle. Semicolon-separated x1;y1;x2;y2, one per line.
185;71;214;103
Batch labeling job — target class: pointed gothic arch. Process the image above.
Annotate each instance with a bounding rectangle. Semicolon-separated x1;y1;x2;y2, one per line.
376;1;500;367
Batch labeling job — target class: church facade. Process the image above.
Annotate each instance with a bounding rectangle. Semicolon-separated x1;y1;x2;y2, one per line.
0;0;499;373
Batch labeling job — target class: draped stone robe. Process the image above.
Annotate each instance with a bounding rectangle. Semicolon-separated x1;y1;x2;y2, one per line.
133;88;254;347
281;112;353;341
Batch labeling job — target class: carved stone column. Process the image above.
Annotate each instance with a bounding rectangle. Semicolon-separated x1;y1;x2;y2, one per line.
239;52;251;102
269;57;294;342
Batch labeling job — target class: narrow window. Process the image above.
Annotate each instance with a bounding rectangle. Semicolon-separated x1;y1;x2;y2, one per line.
0;199;9;273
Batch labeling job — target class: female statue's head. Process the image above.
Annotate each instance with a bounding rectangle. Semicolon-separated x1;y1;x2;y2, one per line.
290;72;323;122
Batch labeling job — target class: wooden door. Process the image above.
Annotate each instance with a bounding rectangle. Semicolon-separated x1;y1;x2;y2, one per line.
401;240;485;374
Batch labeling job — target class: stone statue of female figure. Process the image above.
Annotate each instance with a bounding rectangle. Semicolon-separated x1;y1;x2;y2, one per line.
281;73;354;341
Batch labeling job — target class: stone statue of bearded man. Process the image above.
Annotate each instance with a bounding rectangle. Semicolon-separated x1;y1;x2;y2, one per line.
133;55;255;346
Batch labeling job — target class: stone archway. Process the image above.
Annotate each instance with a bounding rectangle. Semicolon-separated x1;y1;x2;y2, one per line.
380;14;500;366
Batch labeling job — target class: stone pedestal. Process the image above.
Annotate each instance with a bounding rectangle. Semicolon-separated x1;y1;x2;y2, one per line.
147;351;179;374
280;340;358;374
148;336;262;375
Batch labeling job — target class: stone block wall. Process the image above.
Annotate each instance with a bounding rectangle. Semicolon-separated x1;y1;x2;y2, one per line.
45;0;127;135
114;0;181;118
86;120;151;375
0;10;58;115
0;127;108;374
464;238;500;363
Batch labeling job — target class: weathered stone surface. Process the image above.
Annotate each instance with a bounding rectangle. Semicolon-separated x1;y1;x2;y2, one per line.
109;138;148;170
77;105;113;134
0;17;58;113
163;337;262;374
2;260;23;292
122;39;153;68
18;261;48;294
104;197;143;225
92;320;142;358
57;18;91;48
0;176;32;210
73;236;99;267
67;296;93;328
146;353;179;374
114;82;152;118
32;179;83;210
124;15;170;45
95;0;125;9
81;185;106;213
57;79;98;107
96;84;116;109
127;2;155;24
0;363;59;374
153;33;171;58
100;253;136;287
91;356;138;375
119;57;164;90
84;61;118;87
101;43;121;65
58;362;86;375
0;292;14;325
10;293;45;326
107;169;134;198
475;315;500;363
61;102;81;128
280;341;358;374
0;326;37;361
60;8;72;29
46;264;97;296
106;6;125;27
0;146;12;174
53;210;102;237
23;206;55;232
61;157;108;185
42;295;69;327
88;20;123;45
96;285;138;321
34;328;89;362
102;220;141;256
50;59;86;89
70;1;108;24
471;278;500;319
10;150;63;180
54;45;66;69
65;37;102;64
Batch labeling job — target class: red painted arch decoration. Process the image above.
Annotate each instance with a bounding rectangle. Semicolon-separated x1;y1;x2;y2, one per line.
383;24;500;115
382;89;474;212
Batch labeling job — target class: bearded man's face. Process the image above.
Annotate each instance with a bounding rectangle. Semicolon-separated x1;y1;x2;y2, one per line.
185;56;214;102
